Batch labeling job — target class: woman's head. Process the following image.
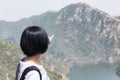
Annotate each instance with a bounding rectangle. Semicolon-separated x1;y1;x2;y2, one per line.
20;26;49;57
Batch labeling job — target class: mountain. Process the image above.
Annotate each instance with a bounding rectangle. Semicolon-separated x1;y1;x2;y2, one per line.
0;2;120;68
0;40;68;80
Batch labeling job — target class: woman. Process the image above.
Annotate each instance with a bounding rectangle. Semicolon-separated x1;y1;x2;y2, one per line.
15;26;54;80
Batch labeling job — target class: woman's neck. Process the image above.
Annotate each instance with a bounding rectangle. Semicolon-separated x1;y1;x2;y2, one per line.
24;54;41;64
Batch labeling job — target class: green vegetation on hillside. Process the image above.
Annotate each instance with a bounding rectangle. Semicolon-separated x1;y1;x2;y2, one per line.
0;40;68;80
0;40;21;80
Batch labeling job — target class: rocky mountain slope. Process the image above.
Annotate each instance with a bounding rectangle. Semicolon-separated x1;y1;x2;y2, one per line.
0;2;120;67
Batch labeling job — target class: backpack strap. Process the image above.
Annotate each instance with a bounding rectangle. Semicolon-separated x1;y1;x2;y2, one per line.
15;57;25;80
15;62;20;80
20;66;42;80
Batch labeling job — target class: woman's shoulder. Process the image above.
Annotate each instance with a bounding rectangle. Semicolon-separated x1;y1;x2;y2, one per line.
25;70;40;80
19;61;50;80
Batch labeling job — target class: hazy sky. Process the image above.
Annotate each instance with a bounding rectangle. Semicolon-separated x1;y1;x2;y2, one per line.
0;0;120;21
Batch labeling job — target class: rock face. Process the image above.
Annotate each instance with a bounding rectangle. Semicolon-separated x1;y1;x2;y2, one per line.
0;2;120;66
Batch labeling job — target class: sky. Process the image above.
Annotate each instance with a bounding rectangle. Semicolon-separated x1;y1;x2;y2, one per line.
0;0;120;21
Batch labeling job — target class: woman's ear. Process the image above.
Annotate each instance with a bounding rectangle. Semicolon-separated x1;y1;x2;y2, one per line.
48;35;54;44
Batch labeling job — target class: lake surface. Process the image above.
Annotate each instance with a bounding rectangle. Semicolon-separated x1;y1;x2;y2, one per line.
68;64;120;80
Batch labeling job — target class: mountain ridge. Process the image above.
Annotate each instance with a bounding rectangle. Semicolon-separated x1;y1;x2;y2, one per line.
0;1;120;71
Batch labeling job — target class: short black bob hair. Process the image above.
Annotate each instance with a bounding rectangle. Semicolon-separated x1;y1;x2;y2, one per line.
20;26;49;57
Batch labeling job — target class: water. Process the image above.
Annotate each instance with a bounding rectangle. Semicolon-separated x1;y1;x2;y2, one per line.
68;64;119;80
